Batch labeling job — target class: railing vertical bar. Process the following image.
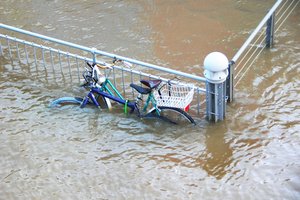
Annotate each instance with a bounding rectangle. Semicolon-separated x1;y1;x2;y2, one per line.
92;48;96;63
121;67;125;97
214;85;219;122
76;56;80;83
33;45;38;71
42;47;47;70
205;82;209;120
16;40;21;61
130;69;134;99
0;40;3;56
113;67;116;88
67;53;72;82
6;37;12;59
197;88;200;115
50;49;55;74
58;51;63;75
139;72;144;87
24;42;29;64
266;12;275;48
139;72;142;83
226;61;234;102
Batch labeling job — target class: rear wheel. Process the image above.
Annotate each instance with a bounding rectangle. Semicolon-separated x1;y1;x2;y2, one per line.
151;106;195;125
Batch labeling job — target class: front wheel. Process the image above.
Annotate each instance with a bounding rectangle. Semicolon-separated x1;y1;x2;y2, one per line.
93;93;112;110
50;95;111;110
49;97;84;107
151;106;195;125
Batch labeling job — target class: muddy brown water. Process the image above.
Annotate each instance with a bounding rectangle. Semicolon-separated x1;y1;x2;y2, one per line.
0;0;299;199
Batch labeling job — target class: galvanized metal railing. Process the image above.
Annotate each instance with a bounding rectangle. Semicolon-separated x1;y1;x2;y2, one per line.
227;0;298;102
0;23;207;118
0;0;296;122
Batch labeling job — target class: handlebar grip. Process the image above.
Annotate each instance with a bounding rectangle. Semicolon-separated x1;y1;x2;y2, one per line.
96;63;113;70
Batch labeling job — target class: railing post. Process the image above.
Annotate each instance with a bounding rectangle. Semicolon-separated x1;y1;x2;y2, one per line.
266;12;275;48
204;52;229;122
91;47;97;63
226;60;235;102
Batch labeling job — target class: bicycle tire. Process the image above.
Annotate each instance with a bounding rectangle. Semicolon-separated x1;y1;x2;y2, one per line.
49;97;84;107
155;106;195;125
94;93;112;110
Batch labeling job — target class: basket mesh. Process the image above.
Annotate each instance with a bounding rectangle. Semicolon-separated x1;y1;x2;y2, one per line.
153;84;194;109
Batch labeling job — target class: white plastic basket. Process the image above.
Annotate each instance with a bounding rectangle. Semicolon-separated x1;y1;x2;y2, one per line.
153;83;194;110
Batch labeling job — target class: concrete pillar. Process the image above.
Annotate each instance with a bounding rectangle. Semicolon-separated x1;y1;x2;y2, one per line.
203;52;229;122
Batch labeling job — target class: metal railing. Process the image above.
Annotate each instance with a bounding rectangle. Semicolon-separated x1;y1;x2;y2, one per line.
227;0;299;102
1;0;297;122
0;23;207;117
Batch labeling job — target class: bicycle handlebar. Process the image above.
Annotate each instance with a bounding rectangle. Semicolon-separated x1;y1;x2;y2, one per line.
96;63;113;70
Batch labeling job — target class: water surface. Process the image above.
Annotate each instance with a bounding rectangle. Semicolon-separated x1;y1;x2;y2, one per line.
0;0;299;199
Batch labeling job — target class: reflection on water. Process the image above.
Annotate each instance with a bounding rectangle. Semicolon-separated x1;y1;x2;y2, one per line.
203;123;233;180
1;0;300;199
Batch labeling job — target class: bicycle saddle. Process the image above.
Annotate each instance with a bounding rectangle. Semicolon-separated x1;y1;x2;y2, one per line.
140;79;162;89
130;83;151;94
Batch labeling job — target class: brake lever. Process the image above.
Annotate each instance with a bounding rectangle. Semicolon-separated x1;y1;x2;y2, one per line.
112;57;133;68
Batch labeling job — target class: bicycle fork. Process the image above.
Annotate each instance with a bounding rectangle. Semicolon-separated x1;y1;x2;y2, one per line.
80;91;101;109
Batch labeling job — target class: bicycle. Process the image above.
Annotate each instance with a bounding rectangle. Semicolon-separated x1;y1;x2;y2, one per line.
51;59;126;110
50;60;195;125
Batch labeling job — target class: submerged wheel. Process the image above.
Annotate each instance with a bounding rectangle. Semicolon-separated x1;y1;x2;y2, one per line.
94;93;112;110
151;106;195;125
49;97;84;107
50;95;112;110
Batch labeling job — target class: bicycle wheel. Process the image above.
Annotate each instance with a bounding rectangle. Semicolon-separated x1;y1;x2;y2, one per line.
49;97;84;107
94;94;112;110
157;106;195;125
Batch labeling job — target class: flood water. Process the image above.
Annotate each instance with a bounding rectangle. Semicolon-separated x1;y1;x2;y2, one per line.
1;0;300;199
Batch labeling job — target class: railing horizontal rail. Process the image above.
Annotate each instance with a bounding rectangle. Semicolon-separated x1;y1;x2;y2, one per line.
0;34;89;62
232;0;283;63
0;23;206;83
0;33;206;94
